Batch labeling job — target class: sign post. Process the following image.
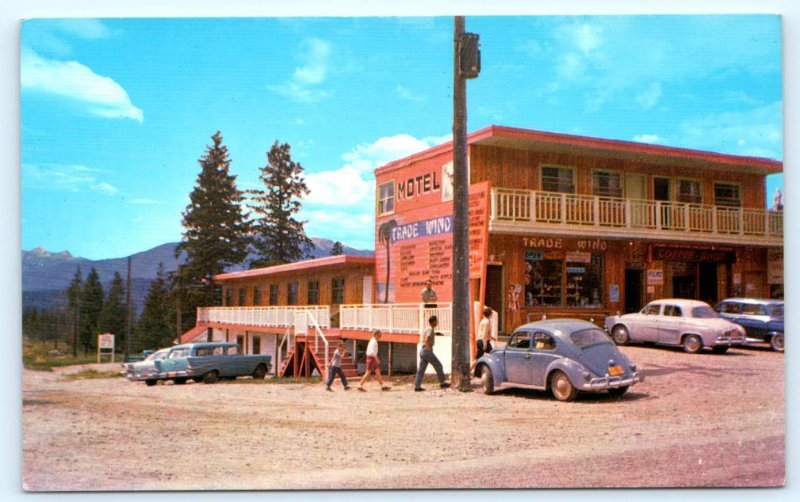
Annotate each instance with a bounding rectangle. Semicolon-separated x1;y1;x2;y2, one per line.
97;333;115;363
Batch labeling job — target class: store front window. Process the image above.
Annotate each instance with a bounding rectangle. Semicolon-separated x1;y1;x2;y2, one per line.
524;250;603;308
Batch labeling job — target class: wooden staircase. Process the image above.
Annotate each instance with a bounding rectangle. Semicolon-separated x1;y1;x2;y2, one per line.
279;334;359;380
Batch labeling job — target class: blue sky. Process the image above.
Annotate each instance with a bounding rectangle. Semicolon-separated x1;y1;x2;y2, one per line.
20;14;783;260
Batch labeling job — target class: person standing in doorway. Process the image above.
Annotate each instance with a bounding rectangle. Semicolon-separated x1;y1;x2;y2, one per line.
414;315;450;391
325;340;350;391
358;330;390;391
421;279;438;308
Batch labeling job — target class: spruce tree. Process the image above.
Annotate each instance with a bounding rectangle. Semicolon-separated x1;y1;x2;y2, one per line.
66;267;83;356
330;241;344;256
177;131;250;324
80;268;104;354
98;272;127;352
135;263;173;351
248;140;314;268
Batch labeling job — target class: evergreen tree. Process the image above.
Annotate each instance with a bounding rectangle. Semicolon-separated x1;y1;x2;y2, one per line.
135;263;173;351
66;267;83;356
330;241;344;256
98;272;128;351
177;131;250;324
248;140;314;268
80;268;104;354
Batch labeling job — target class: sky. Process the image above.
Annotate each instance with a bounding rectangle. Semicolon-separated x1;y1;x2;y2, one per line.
19;13;784;261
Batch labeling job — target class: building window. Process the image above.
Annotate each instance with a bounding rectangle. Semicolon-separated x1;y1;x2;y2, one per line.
377;180;395;215
307;280;320;305
238;288;246;306
592;170;622;198
524;252;603;308
714;183;741;207
332;277;345;305
224;288;232;306
253;286;262;306
287;282;299;305
252;336;261;355
269;284;279;306
677;179;703;204
541;166;575;193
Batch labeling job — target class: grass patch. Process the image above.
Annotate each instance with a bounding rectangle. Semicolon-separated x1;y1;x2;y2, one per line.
23;341;100;372
63;369;123;381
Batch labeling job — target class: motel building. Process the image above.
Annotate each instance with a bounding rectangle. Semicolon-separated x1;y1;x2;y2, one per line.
182;125;783;378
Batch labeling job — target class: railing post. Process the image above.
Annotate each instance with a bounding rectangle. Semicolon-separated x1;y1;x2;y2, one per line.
560;193;566;224
625;199;631;229
530;191;536;223
593;196;600;227
655;201;662;230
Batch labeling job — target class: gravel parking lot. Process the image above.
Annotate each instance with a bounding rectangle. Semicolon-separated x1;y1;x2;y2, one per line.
22;344;784;491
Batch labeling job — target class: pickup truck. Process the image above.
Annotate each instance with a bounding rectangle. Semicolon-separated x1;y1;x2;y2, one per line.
150;342;271;386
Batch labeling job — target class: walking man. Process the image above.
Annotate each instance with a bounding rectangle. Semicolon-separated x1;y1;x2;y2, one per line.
326;340;350;391
414;315;450;391
358;330;390;391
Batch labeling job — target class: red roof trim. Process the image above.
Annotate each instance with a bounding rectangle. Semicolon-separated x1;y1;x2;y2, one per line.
213;255;375;282
374;124;782;175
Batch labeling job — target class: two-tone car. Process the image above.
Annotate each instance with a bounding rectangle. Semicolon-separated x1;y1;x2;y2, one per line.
151;342;271;385
714;298;784;352
474;319;644;402
122;348;170;384
605;299;746;354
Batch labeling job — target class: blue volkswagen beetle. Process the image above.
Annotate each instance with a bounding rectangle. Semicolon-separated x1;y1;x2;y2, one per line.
474;319;644;401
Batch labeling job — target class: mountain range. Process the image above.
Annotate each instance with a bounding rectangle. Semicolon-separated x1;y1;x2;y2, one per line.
22;238;374;314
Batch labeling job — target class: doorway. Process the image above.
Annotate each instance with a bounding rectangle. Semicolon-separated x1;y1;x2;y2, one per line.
699;263;718;305
624;269;644;313
672;275;696;299
485;265;504;328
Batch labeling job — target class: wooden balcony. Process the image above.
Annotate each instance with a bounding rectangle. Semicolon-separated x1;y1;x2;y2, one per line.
197;305;331;329
490;188;783;246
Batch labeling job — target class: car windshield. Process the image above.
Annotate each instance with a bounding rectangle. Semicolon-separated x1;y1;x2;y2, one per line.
691;306;719;318
768;304;784;317
569;328;612;348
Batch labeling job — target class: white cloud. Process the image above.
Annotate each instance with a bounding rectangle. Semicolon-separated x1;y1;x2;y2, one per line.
636;82;662;110
268;38;332;102
680;101;782;159
633;134;665;144
396;85;426;102
23;163;119;195
21;49;143;123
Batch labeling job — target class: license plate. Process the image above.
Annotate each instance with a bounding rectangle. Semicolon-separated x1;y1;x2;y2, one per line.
608;365;623;377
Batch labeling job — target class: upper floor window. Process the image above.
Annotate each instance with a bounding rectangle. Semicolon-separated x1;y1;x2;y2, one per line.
677;179;703;205
377;181;395;215
238;288;246;306
307;280;320;305
269;284;279;306
287;282;299;306
332;277;345;305
714;183;741;207
592;170;622;198
224;288;232;307
541;166;575;193
253;286;262;306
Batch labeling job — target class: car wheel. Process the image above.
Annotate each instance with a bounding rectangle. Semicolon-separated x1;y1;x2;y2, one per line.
173;377;188;385
682;334;703;354
612;325;630;345
770;333;784;352
202;370;219;384
192;377;202;383
550;371;577;402
145;379;157;387
480;365;495;395
608;386;629;397
712;346;729;354
252;364;267;380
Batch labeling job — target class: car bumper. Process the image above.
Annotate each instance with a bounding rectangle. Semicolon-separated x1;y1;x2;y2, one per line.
156;370;189;379
582;370;644;392
713;336;746;346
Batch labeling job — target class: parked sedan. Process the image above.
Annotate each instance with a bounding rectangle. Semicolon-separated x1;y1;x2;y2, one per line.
122;348;170;384
605;299;746;354
474;319;644;401
714;298;784;352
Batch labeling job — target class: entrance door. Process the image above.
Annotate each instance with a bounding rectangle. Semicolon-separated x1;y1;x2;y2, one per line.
673;275;696;299
654;177;672;229
624;269;644;313
485;265;504;327
699;263;718;305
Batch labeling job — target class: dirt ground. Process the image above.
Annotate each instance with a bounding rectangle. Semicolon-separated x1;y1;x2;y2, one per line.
21;344;785;491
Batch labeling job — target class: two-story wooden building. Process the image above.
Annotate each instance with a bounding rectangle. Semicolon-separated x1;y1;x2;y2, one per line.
184;125;782;377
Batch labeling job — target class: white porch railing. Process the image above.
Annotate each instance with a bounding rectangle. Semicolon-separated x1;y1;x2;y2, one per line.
197;306;331;329
340;303;453;337
491;188;783;244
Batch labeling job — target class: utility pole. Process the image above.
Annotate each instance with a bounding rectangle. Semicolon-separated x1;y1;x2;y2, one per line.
452;16;480;390
125;256;132;361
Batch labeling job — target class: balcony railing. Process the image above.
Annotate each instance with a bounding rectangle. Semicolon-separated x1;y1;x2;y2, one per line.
198;306;331;329
491;188;783;243
340;303;452;336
